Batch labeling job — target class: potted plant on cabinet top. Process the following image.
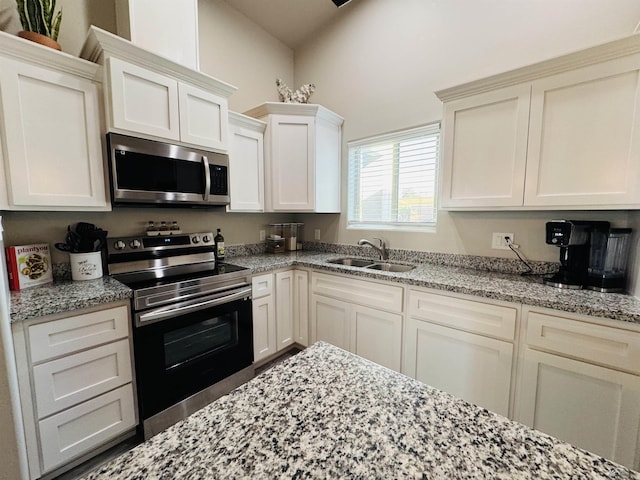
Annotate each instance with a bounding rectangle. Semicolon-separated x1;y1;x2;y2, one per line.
15;0;62;51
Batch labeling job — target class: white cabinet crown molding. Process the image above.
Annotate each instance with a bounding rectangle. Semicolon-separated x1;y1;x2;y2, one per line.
229;111;267;132
244;102;344;126
0;30;99;80
80;26;236;98
436;32;640;102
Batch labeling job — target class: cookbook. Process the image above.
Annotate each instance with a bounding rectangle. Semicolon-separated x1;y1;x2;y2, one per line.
6;243;53;290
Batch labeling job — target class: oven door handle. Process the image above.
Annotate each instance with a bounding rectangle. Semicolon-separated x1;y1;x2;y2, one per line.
137;286;251;326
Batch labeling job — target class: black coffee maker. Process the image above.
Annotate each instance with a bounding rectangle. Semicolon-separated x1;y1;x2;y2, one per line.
545;220;610;289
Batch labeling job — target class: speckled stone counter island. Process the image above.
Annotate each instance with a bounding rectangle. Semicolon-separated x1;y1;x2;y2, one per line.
9;276;131;323
81;342;639;479
229;251;640;325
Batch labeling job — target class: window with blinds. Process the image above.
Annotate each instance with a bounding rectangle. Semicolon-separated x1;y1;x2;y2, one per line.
347;123;439;229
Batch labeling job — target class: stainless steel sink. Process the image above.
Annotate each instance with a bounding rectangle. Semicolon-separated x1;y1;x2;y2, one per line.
327;257;376;267
366;262;415;272
326;257;415;272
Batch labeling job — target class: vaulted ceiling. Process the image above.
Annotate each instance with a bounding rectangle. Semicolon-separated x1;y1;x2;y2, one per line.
222;0;354;49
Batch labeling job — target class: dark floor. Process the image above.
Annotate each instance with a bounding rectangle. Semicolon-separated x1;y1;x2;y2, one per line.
54;348;302;480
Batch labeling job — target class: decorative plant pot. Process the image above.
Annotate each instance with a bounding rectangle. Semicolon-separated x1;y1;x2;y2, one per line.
17;31;61;51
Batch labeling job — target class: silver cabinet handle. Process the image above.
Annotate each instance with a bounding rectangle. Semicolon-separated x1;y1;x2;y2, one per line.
137;286;251;326
202;155;211;201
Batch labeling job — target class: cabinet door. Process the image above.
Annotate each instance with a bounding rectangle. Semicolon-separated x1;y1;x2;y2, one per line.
440;84;531;208
0;57;107;209
252;295;276;363
38;384;136;473
310;294;350;351
404;318;513;417
525;55;640;207
228;122;264;212
293;270;309;346
516;348;640;469
275;271;294;351
178;83;228;151
266;114;315;211
107;57;180;141
351;304;402;372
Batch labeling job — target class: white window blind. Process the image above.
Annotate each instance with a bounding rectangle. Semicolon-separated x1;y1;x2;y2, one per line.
347;123;439;228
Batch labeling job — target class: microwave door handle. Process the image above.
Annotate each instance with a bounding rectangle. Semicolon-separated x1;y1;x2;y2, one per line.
202;155;211;201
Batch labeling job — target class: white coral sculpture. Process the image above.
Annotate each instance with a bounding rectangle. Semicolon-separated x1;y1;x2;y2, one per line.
276;78;316;104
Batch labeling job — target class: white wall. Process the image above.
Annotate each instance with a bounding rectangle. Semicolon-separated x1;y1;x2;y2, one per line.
294;0;640;263
198;0;294;112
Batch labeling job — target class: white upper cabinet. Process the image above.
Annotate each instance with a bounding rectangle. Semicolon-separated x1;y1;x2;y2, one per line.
107;57;180;141
524;55;640;206
244;102;343;212
437;34;640;210
81;26;236;152
441;85;531;208
0;32;108;211
227;112;266;212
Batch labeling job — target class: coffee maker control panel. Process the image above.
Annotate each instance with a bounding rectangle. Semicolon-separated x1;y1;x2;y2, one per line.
545;220;591;246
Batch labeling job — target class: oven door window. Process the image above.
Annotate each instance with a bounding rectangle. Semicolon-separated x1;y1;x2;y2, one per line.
164;312;238;370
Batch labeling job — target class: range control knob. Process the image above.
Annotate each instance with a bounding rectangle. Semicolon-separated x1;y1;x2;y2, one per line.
202;235;211;243
192;235;200;244
130;239;142;249
114;240;126;250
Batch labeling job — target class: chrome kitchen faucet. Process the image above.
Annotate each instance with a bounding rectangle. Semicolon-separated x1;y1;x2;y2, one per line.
358;238;388;260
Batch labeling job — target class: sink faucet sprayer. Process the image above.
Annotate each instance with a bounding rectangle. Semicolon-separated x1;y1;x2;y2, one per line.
358;238;388;260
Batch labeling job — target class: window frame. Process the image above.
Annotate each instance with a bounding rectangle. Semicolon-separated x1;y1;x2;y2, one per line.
346;123;440;232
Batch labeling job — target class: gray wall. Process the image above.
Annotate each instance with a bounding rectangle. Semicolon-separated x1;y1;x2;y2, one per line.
294;0;640;263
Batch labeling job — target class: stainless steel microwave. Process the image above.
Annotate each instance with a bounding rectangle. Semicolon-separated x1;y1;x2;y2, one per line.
106;133;230;207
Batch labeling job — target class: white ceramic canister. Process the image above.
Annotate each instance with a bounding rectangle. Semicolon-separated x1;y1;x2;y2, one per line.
70;251;103;281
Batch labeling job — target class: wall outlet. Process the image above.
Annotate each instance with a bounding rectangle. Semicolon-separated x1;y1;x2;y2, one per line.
314;229;321;240
491;232;514;250
259;230;266;241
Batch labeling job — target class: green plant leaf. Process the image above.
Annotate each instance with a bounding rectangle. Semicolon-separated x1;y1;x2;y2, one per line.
51;9;61;41
16;0;62;39
15;0;31;31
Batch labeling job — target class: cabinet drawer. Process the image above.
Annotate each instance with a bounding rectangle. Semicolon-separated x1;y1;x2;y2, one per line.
311;272;403;313
29;306;129;363
39;383;136;473
252;273;273;299
525;309;640;374
408;289;516;341
33;339;133;418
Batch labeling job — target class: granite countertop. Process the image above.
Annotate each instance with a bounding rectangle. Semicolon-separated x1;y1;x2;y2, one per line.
230;251;640;325
9;249;640;325
9;276;132;323
81;341;639;479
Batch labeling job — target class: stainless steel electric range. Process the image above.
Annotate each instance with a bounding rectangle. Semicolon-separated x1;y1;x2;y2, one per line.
107;232;254;439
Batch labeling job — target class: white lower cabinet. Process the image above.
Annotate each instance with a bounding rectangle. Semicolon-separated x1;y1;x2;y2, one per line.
403;288;518;417
515;306;640;470
252;269;308;363
39;384;136;472
293;270;309;346
252;273;276;362
310;272;403;372
11;302;137;479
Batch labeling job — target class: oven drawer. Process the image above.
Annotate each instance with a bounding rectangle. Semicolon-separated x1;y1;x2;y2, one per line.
28;306;129;363
38;383;136;473
32;339;133;418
